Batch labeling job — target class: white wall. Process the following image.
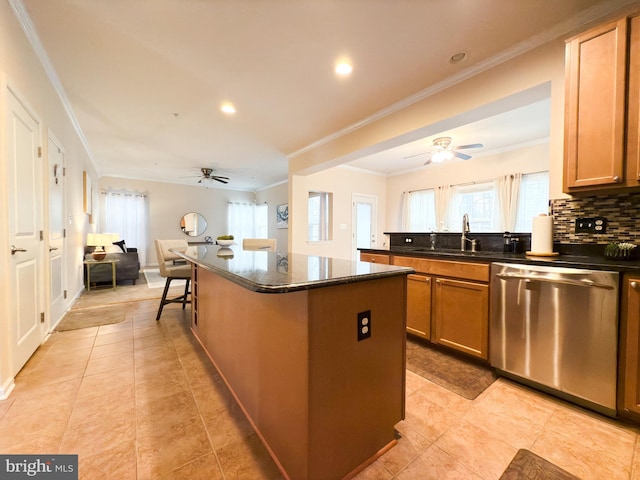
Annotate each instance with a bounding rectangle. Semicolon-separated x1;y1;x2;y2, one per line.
0;1;96;395
98;176;256;267
256;181;289;253
291;166;387;260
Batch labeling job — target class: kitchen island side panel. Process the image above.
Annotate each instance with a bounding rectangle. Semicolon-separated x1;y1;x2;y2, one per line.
194;267;311;479
307;275;407;478
193;267;407;480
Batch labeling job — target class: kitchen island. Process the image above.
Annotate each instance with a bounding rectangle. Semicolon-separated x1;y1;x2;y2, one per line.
175;245;412;480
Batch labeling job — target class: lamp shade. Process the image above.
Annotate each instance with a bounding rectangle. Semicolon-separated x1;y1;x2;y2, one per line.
87;233;119;246
87;233;119;260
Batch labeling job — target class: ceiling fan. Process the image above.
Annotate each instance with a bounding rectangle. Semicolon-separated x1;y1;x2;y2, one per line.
405;136;484;165
190;167;229;185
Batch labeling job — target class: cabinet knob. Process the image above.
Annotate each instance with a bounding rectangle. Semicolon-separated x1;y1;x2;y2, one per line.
613;175;621;183
370;259;376;263
631;281;638;289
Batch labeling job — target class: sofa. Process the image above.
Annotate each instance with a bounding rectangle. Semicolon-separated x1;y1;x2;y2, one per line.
84;245;140;286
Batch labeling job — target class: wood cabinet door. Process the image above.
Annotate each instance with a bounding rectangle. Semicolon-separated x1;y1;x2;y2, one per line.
622;276;640;416
564;18;627;191
359;252;390;264
406;273;431;339
433;277;488;360
627;14;640;187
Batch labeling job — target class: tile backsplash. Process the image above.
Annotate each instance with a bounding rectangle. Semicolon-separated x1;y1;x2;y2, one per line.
551;192;640;244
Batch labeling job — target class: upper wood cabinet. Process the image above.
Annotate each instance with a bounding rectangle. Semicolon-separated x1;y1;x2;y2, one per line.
564;13;640;193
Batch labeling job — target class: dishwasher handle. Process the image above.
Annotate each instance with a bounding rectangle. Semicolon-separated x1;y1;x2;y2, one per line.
495;272;614;290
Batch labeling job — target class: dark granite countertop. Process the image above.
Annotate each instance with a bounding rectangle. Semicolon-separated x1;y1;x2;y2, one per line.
175;245;414;293
360;246;640;273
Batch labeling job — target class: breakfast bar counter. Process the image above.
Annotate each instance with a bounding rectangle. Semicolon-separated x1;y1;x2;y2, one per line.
175;246;412;480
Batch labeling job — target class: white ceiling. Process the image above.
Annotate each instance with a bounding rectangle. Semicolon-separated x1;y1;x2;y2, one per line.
15;0;633;191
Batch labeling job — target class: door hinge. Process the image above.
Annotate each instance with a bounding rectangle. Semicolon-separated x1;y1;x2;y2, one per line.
63;229;66;238
40;230;44;241
63;167;66;176
40;312;45;323
37;146;42;158
64;290;67;299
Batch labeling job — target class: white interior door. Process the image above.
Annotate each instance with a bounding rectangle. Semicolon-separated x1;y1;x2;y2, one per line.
48;134;66;325
352;194;377;260
7;87;44;376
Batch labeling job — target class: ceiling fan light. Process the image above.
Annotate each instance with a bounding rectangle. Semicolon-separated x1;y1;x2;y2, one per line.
431;150;454;163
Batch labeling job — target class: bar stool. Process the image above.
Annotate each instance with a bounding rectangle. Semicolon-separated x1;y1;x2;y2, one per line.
155;239;191;321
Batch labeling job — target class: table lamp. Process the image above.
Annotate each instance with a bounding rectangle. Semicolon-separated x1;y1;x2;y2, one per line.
87;233;119;260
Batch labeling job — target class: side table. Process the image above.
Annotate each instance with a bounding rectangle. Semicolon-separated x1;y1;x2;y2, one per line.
84;259;118;292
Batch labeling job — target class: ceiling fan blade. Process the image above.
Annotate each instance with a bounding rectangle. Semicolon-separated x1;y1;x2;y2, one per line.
454;151;472;160
454;143;483;150
423;156;433;165
403;152;429;160
213;177;229;184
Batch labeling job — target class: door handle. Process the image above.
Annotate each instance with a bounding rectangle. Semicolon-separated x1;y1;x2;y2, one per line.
11;245;27;255
49;246;59;252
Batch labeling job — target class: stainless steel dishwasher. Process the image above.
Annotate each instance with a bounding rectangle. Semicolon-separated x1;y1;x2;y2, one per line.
490;262;619;415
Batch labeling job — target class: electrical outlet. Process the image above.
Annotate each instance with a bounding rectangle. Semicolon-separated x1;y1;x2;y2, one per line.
357;310;371;341
575;217;607;234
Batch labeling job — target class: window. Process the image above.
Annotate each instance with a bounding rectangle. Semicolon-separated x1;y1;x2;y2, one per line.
407;189;437;232
227;202;268;245
308;191;332;242
103;191;148;266
450;182;498;232
406;172;549;233
515;172;549;232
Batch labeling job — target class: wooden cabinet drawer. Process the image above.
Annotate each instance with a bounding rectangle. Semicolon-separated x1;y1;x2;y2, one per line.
360;252;390;264
392;256;489;282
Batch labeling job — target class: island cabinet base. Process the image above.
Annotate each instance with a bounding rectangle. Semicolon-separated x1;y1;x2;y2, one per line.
191;266;407;480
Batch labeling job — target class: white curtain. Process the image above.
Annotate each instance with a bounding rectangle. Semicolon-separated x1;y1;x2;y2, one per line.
435;185;452;232
103;191;148;266
404;190;437;232
401;192;410;231
496;173;522;232
227;202;268;245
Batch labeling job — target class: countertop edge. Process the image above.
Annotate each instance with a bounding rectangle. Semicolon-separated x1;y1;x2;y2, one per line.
359;248;640;272
175;249;414;293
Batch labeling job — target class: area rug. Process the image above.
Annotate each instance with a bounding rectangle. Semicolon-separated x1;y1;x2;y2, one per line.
143;268;186;289
406;337;497;400
55;304;127;331
500;449;581;480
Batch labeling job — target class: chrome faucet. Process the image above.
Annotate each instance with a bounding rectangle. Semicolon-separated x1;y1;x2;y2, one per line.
461;213;471;251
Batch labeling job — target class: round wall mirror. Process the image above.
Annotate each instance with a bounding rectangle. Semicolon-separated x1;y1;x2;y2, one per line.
180;212;207;237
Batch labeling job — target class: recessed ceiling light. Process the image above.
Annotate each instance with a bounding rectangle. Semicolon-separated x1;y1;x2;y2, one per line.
449;52;467;64
335;62;353;76
220;102;236;114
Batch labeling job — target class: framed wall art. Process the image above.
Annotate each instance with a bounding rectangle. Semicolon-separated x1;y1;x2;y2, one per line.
276;203;288;229
83;171;92;216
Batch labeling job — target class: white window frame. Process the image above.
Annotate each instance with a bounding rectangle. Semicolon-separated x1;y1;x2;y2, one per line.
308;191;332;242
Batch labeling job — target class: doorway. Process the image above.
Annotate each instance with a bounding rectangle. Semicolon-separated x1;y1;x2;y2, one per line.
48;133;66;325
6;86;44;377
352;194;377;261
